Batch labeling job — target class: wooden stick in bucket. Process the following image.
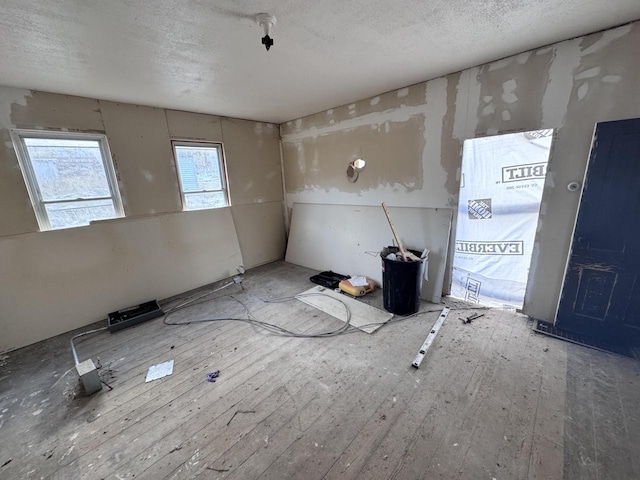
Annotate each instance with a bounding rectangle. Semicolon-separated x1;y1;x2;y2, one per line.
381;202;408;261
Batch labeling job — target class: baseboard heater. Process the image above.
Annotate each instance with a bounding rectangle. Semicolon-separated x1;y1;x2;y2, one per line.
107;300;164;332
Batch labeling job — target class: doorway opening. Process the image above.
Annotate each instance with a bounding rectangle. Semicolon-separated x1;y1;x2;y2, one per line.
451;129;553;309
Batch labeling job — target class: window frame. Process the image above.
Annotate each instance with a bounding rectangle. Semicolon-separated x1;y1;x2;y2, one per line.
10;129;125;231
171;140;230;211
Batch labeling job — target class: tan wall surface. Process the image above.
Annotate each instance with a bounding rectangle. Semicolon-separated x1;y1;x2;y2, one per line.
281;22;640;323
221;117;283;205
0;88;285;351
0;209;243;353
100;101;182;216
231;201;287;269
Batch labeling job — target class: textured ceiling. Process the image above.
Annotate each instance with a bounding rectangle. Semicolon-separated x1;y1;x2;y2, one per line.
1;1;639;123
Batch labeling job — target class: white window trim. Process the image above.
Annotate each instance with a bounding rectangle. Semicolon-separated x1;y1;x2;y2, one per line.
10;129;125;231
172;141;229;210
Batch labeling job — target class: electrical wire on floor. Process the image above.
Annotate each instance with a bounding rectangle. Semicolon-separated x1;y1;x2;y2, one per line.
161;279;490;338
70;326;108;365
62;277;493;397
163;292;354;338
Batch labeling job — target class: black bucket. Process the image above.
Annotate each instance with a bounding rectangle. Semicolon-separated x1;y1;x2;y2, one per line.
381;246;425;315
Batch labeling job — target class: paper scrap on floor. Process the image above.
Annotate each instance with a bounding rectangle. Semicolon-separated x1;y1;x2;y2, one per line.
145;359;174;383
296;287;392;333
349;275;369;287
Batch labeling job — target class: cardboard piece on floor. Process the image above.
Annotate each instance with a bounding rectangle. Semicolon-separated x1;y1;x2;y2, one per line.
296;287;393;333
145;359;174;383
285;203;452;303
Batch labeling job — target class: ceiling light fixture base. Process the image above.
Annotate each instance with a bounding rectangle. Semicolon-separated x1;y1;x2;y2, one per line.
256;13;277;51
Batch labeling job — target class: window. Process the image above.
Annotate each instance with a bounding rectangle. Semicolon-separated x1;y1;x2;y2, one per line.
11;130;124;230
173;142;228;210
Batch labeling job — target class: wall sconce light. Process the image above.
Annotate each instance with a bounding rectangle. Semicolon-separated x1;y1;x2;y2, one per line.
347;158;366;183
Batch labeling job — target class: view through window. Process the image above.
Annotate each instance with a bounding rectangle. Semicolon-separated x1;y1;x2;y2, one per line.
173;142;228;210
12;132;124;230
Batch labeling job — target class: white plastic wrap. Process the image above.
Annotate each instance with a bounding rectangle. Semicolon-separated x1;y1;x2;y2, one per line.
451;130;553;308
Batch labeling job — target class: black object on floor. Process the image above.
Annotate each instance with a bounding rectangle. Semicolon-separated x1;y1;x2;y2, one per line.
108;300;164;332
310;271;350;290
534;319;634;358
381;246;425;315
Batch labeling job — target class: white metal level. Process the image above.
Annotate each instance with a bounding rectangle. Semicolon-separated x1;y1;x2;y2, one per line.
412;307;451;368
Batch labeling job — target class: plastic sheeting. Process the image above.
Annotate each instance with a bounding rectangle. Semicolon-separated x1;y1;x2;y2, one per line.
451;130;553;308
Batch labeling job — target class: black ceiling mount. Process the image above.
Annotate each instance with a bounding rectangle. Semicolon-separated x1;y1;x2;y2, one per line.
256;14;276;52
262;34;274;51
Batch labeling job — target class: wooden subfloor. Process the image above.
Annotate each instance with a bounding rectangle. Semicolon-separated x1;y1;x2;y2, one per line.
1;262;639;480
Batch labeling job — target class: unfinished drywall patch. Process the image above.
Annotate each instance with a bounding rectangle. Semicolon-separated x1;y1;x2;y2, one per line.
10;91;105;132
221;118;282;205
580;23;633;55
284;84;427;134
540;39;582;129
280;79;465;210
441;72;463;198
440;72;467;295
475;48;553;135
524;22;640;321
576;83;589;101
451;67;482;145
0;88;38;236
99;101;181;216
283;114;425;195
574;66;602;81
423;77;450;197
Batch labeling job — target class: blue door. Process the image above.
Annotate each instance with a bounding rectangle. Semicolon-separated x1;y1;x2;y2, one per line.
556;118;640;345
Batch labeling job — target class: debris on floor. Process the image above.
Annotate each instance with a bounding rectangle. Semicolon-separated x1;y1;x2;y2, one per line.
309;270;350;289
460;313;484;324
227;409;256;426
296;286;392;333
338;276;375;297
145;359;174;383
207;370;220;382
206;467;230;472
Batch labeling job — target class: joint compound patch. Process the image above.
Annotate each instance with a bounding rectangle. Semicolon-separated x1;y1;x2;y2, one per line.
468;198;492;219
502;163;547;183
456;240;524;255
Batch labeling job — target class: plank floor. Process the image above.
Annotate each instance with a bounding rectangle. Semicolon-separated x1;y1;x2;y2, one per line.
1;261;639;480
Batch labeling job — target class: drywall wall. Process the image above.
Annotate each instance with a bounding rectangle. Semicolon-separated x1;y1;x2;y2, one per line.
285;203;452;304
0;209;242;353
0;87;285;350
221;118;283;205
100;101;182;216
231;201;287;269
281;22;640;323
